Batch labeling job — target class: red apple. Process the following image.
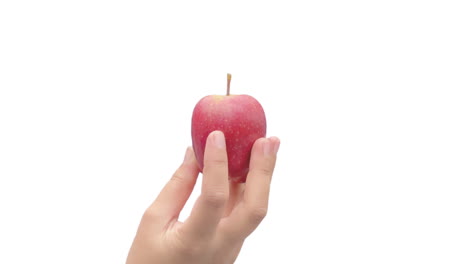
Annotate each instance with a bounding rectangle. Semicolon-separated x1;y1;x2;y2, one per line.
191;74;266;183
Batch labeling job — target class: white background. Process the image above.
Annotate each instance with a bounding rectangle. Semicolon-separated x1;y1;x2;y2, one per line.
1;1;467;263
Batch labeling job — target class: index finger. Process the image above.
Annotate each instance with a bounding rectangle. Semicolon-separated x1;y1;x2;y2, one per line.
183;131;230;240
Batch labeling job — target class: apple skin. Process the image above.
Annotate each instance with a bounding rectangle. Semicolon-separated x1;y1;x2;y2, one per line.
191;94;266;183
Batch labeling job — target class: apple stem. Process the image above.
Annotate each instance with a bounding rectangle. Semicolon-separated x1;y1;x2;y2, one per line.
227;73;232;96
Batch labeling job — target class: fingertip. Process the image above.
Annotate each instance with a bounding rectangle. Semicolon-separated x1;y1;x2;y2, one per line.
182;147;200;173
202;130;228;174
183;146;194;164
207;130;226;150
201;130;229;189
269;136;280;155
252;137;268;153
252;137;280;158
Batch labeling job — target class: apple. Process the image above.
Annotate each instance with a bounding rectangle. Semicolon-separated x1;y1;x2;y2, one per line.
191;74;267;183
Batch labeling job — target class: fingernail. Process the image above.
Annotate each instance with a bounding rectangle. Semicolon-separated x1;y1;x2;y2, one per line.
212;131;225;149
183;147;192;164
263;138;272;156
273;138;280;155
264;137;280;156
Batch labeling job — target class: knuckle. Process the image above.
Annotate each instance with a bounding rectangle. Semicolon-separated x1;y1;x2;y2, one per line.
202;191;228;209
247;206;268;223
251;166;273;177
173;231;204;257
170;170;185;184
204;158;227;169
181;245;202;258
142;208;162;222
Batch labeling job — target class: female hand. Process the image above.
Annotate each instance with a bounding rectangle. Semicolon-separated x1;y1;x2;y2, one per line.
126;131;280;264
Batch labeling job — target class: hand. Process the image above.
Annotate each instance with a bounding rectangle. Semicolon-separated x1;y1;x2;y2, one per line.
126;131;280;264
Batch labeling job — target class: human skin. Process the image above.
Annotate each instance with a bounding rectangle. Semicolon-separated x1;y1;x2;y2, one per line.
126;131;280;264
